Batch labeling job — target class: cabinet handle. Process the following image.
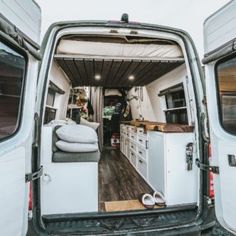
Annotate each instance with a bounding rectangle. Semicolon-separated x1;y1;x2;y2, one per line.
139;139;143;142
131;146;134;148
139;151;142;155
131;153;134;156
139;160;143;163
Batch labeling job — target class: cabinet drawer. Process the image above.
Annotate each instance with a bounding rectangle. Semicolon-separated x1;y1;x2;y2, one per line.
124;138;130;158
137;135;147;148
130;151;137;167
137;127;144;135
137;157;147;179
130;141;137;152
130;126;137;133
129;132;137;142
137;146;147;160
127;125;135;132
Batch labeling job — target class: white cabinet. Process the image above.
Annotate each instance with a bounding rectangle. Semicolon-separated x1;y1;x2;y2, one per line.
120;124;148;181
120;124;198;206
148;131;198;206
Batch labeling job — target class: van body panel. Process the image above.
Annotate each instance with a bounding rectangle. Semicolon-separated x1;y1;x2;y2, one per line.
204;0;236;234
0;1;41;235
0;0;41;45
204;0;236;55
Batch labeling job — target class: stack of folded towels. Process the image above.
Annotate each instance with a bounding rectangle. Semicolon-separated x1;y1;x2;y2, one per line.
55;124;99;153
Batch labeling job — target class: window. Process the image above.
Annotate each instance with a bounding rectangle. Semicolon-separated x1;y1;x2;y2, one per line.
46;88;56;107
165;85;186;109
0;40;26;140
44;89;56;124
44;107;56;124
159;83;188;124
216;55;236;134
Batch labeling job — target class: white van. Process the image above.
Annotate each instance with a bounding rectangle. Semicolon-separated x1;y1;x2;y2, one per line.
0;1;236;235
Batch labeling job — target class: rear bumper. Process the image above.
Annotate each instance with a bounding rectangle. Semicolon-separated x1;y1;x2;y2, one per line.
127;205;216;236
29;205;215;236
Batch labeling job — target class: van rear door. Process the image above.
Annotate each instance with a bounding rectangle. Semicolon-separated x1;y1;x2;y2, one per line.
0;1;41;235
204;0;236;234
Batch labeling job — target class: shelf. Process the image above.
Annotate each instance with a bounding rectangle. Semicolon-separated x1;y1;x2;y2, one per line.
163;106;187;112
46;105;57;110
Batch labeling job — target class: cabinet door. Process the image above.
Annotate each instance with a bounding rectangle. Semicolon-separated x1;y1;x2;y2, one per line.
137;157;147;179
148;132;165;194
165;133;197;205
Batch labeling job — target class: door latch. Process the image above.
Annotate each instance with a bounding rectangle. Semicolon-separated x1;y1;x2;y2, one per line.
186;143;193;171
195;159;219;174
25;166;43;182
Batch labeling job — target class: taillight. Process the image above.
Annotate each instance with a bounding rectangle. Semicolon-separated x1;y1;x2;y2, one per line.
29;182;32;210
208;144;215;199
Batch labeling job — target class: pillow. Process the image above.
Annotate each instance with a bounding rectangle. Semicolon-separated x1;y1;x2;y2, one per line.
80;117;100;130
47;119;76;127
105;89;122;97
56;140;98;153
56;124;98;143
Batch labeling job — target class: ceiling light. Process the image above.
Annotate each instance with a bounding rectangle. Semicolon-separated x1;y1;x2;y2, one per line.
95;74;101;80
128;75;135;81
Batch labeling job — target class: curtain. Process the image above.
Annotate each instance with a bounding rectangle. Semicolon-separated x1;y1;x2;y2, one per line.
90;87;103;150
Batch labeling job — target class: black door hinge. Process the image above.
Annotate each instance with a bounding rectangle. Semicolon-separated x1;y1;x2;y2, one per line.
25;166;43;182
195;159;219;174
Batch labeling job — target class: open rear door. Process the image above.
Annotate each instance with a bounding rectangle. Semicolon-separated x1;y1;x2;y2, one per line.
203;0;236;233
0;1;41;235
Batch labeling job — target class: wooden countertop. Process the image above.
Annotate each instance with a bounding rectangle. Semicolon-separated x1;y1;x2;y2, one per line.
121;120;194;133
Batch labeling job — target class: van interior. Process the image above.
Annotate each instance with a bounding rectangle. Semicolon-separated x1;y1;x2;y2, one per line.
40;33;199;219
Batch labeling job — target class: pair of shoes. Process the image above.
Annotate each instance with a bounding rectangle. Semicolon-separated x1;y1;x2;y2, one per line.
138;191;166;209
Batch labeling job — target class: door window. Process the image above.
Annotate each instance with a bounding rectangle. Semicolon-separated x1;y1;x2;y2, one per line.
0;40;26;140
216;55;236;134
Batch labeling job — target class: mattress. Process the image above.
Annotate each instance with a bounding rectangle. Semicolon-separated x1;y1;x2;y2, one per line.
56;39;183;60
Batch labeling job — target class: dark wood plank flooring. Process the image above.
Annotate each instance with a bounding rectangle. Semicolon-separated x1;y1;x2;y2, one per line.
99;148;153;211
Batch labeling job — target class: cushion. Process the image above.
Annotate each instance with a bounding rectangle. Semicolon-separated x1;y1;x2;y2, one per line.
47;119;76;127
56;140;98;153
52;151;100;163
56;124;98;143
80;117;100;130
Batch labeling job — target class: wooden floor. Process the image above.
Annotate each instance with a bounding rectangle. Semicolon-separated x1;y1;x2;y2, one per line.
99;148;153;211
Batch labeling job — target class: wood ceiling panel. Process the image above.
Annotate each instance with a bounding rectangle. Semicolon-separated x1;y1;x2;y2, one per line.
57;59;77;86
102;60;114;85
64;58;82;86
55;57;184;87
107;60;123;86
73;59;86;85
137;62;162;85
84;59;94;85
117;60;141;86
112;60;132;85
94;59;103;76
73;59;90;85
